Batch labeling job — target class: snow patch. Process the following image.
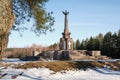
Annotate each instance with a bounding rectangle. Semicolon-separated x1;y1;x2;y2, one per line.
0;67;120;80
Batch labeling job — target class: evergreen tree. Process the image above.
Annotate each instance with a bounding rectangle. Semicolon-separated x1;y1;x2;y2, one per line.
80;39;88;50
94;38;100;50
102;32;112;56
115;30;120;58
117;29;120;48
87;37;94;50
111;33;117;48
75;39;80;50
96;33;103;50
79;30;120;58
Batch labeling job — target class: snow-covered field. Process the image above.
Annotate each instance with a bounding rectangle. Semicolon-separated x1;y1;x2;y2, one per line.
1;67;120;80
0;58;120;80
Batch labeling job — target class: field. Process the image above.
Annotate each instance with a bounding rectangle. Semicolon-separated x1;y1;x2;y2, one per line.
0;59;120;80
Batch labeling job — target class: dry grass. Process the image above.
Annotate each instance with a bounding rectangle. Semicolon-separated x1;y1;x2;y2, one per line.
0;62;11;68
14;61;105;72
0;62;3;65
1;61;120;72
104;61;120;70
14;61;74;72
90;61;104;68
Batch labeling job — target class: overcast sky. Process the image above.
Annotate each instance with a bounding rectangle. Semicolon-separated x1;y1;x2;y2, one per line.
8;0;120;48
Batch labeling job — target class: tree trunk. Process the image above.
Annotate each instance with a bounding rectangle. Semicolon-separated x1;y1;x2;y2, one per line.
0;34;9;59
0;0;15;60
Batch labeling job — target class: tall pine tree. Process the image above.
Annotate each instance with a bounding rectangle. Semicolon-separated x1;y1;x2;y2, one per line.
75;39;80;50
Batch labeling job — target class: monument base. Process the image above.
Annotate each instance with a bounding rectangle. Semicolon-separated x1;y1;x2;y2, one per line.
21;50;109;61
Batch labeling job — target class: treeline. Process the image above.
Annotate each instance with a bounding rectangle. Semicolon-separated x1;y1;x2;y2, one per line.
75;29;120;59
49;43;59;50
4;44;48;58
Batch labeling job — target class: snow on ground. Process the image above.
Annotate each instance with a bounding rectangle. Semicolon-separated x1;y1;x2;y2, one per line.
74;59;120;62
2;58;22;62
0;58;120;80
0;67;120;80
1;58;27;64
2;58;120;63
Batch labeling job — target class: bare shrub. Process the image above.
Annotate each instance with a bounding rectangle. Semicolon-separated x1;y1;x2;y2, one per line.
4;44;48;58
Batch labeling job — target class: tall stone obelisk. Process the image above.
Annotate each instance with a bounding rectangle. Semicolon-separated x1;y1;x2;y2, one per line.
60;10;74;50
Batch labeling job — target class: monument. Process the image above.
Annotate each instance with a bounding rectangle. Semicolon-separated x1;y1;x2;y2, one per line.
21;10;109;61
59;10;74;50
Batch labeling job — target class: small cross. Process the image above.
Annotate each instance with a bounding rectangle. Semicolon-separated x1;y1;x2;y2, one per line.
68;41;71;49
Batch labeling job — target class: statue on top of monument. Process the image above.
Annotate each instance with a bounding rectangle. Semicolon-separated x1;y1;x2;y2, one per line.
62;10;69;15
